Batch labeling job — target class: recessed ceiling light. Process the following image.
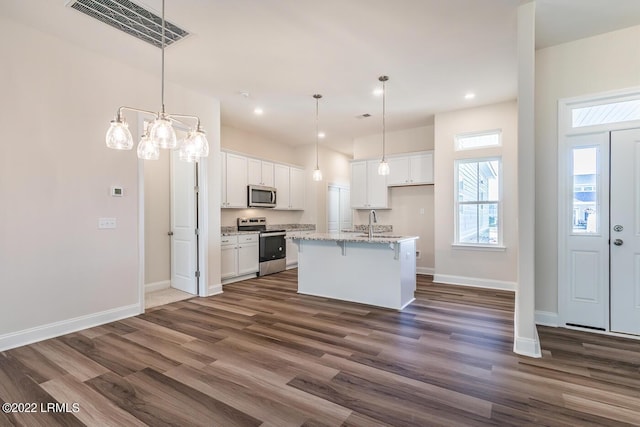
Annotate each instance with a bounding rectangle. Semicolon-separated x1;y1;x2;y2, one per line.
318;132;325;139
373;88;384;96
254;107;263;115
464;92;476;100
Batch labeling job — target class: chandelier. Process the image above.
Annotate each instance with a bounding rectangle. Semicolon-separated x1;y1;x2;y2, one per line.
105;0;208;162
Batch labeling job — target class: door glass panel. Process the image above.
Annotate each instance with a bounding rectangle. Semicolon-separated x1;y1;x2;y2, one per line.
572;147;598;234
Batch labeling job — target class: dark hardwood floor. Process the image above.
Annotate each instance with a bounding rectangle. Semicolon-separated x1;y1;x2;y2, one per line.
2;270;640;426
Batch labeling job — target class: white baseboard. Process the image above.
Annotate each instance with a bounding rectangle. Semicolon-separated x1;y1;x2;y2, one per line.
416;267;434;275
286;263;298;270
222;273;258;286
208;283;223;296
513;327;542;358
145;280;170;293
0;303;141;352
433;274;516;292
535;310;559;327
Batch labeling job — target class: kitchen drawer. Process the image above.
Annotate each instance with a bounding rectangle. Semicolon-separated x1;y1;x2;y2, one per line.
221;235;238;246
239;234;259;244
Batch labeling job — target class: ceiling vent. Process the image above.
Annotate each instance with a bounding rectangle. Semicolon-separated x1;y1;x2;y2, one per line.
356;113;372;119
66;0;189;48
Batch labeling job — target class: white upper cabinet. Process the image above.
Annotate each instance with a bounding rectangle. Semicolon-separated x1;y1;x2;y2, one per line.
387;151;434;186
274;164;290;209
221;150;304;211
247;158;274;187
274;165;305;210
222;153;248;208
289;167;305;210
350;160;388;209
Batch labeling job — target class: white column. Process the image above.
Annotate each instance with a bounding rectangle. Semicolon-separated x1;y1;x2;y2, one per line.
514;1;541;357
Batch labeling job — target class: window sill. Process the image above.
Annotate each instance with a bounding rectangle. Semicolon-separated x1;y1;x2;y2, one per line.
451;244;506;252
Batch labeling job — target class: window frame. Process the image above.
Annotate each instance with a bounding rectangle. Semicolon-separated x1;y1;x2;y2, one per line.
454;129;502;151
454;156;503;248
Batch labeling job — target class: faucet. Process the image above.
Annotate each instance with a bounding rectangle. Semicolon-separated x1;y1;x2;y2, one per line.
368;209;377;239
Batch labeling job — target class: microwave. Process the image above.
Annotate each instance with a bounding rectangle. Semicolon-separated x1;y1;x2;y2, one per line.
248;185;277;208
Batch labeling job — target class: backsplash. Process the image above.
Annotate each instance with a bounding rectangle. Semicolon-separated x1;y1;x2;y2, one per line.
343;224;393;233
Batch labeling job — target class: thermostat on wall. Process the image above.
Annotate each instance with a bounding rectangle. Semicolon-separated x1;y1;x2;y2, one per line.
111;186;124;197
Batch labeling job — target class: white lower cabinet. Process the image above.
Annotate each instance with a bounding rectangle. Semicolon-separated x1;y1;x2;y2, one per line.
221;234;259;282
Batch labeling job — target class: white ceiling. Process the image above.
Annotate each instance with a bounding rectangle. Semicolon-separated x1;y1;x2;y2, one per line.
3;0;640;155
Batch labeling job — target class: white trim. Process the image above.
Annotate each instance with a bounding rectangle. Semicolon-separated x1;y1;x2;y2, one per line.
416;267;434;275
137;115;146;314
208;283;223;296
145;280;171;293
0;304;140;352
222;273;258;285
197;158;209;297
451;244;506;251
433;274;515;291
563;325;640;341
535;310;559;327
513;327;542;358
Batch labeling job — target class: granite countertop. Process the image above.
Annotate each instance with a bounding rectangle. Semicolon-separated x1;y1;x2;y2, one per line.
221;224;316;235
287;232;418;244
341;224;393;233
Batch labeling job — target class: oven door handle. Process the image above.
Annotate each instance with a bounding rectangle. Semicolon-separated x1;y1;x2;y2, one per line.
261;231;286;237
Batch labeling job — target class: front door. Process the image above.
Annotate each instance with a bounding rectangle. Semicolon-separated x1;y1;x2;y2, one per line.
610;128;640;335
170;150;198;294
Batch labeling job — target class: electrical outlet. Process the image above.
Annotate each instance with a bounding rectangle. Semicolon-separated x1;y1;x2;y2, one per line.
98;218;117;229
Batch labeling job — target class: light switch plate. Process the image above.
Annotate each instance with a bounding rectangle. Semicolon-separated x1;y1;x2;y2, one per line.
111;186;123;197
98;218;117;229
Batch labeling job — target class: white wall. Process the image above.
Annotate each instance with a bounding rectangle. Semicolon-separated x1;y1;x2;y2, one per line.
353;125;435;272
433;101;518;289
0;17;219;349
535;25;640;314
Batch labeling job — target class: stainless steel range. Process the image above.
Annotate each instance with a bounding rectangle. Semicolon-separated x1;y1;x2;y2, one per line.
237;217;286;276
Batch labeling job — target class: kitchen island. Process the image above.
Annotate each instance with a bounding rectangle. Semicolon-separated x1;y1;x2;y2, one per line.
288;232;419;310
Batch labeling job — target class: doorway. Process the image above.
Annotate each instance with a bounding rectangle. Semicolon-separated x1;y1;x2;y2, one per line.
138;116;207;310
327;184;352;233
558;89;640;336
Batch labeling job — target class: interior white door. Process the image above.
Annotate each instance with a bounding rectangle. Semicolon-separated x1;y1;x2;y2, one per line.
170;150;197;294
339;187;352;231
327;186;340;233
610;128;640;335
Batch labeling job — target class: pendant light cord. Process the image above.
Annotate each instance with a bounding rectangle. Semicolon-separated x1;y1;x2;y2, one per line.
315;97;319;168
161;0;166;114
382;78;386;161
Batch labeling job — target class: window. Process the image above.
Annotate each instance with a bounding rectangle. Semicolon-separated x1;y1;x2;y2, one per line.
572;99;640;128
455;129;501;151
455;158;501;245
572;146;599;234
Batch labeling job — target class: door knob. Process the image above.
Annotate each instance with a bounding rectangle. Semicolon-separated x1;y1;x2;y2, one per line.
613;238;623;246
168;231;174;236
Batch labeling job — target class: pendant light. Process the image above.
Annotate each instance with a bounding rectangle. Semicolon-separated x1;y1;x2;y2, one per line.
378;75;390;175
105;0;208;162
312;94;323;182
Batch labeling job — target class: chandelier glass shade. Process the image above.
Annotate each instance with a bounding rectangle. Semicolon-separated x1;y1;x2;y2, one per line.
312;94;323;182
378;75;390;176
105;0;208;162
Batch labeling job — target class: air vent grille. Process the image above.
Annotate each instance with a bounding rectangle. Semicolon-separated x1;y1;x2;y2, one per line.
67;0;189;48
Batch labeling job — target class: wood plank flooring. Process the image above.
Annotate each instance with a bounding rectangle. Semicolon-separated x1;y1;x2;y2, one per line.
2;270;640;426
